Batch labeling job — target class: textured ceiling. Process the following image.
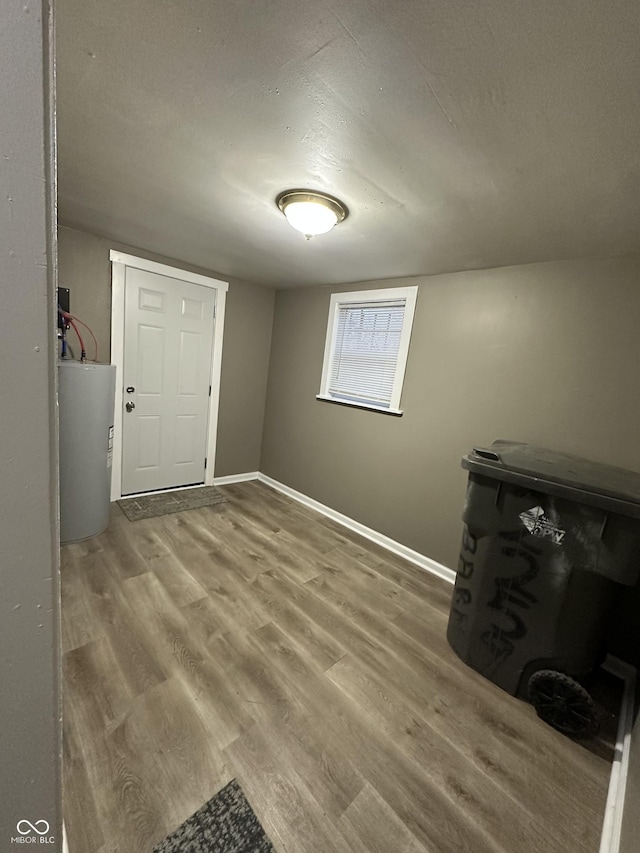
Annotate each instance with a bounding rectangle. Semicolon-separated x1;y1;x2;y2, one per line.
56;0;640;288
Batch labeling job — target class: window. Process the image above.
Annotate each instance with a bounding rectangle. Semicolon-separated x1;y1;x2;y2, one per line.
317;286;418;415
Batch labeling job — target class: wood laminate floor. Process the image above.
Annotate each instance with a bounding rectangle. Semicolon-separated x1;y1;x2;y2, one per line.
62;481;611;853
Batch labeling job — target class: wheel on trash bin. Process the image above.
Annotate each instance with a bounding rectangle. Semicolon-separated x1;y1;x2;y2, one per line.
528;670;599;738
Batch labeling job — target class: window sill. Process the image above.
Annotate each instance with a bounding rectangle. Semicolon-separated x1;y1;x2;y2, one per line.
315;394;403;417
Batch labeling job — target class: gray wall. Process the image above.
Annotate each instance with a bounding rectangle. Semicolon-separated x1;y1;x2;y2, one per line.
57;225;275;477
0;1;61;850
261;254;640;569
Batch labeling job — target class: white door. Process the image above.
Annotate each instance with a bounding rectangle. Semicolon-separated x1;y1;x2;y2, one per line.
121;266;216;495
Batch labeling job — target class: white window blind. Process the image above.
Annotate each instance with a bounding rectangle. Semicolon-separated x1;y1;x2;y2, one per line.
318;286;418;415
328;299;406;407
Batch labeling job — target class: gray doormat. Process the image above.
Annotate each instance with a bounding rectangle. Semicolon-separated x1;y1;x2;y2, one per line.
153;779;275;853
117;486;227;522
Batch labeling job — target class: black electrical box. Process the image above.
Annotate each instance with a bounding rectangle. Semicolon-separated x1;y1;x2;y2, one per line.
57;287;70;330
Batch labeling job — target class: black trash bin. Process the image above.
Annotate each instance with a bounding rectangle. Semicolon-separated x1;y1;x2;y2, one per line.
447;440;640;736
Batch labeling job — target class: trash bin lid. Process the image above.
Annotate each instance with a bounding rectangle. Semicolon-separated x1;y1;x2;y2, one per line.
462;440;640;518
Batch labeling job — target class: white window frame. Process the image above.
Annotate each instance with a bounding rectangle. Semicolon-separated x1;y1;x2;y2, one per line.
317;286;418;415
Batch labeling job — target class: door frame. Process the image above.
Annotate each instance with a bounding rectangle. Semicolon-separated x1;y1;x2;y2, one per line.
109;250;228;500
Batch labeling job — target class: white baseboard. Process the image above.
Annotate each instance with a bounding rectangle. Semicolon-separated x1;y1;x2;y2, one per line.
213;471;260;486
257;473;456;585
600;656;637;853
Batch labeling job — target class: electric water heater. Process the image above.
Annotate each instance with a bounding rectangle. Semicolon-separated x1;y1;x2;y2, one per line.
58;361;116;544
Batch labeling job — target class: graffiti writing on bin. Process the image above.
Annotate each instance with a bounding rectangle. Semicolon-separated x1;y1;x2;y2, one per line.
519;505;565;545
451;527;541;663
449;526;478;625
480;530;541;662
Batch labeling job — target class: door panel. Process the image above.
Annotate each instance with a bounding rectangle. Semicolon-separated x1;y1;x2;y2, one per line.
138;325;165;392
121;267;215;495
181;296;204;320
138;286;165;312
175;415;197;464
177;331;201;395
138;416;161;469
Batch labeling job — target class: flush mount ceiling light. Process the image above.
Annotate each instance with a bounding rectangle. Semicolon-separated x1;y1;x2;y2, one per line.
276;189;348;238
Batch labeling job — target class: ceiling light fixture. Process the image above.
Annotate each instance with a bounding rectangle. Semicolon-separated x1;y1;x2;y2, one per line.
276;190;348;239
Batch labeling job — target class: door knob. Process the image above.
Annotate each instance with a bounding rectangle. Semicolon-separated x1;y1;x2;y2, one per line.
125;402;136;412
126;386;135;393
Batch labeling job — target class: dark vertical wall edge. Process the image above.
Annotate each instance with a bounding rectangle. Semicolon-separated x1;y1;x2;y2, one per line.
0;0;61;849
45;0;63;846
